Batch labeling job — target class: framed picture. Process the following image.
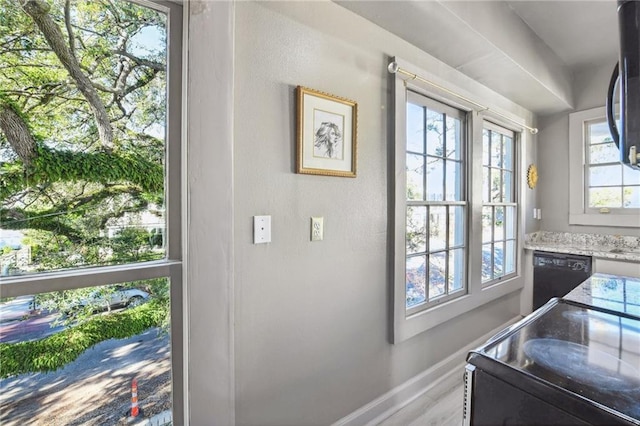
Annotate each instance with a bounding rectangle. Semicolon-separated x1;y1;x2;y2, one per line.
296;86;357;177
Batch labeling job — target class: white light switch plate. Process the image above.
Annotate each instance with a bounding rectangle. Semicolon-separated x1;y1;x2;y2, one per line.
254;215;271;244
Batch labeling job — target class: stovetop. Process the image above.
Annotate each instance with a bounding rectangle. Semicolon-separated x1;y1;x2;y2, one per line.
471;300;640;423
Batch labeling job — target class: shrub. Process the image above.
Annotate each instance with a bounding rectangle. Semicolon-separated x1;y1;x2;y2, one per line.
0;300;167;379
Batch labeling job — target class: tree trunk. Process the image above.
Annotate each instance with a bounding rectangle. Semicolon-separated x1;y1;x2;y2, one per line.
0;101;36;165
21;0;113;151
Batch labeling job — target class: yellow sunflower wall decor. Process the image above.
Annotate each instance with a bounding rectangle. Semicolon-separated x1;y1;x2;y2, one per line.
527;164;538;189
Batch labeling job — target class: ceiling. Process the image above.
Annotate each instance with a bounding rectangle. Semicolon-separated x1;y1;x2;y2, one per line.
336;0;620;116
506;1;618;70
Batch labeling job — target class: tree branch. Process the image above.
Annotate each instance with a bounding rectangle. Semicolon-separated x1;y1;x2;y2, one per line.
21;0;113;151
1;207;85;243
112;49;164;72
64;0;75;58
0;99;36;165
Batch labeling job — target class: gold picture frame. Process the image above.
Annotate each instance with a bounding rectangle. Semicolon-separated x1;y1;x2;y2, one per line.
296;86;357;177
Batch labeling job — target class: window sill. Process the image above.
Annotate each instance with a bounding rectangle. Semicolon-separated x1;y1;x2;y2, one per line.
569;213;640;228
393;276;524;343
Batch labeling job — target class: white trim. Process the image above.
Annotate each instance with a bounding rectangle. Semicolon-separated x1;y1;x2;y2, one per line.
332;315;523;426
569;106;640;228
391;57;525;343
184;1;235;425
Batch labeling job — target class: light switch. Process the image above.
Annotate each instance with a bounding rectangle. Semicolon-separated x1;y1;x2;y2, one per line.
311;217;323;241
254;215;271;244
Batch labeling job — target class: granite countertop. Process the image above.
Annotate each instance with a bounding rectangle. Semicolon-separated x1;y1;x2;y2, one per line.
564;272;640;318
524;231;640;262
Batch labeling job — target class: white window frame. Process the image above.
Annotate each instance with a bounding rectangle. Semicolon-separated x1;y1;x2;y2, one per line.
404;91;468;311
481;122;518;286
569;106;640;228
0;0;185;421
392;58;524;343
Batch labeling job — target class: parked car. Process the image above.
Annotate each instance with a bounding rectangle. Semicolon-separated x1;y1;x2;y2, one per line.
65;286;149;315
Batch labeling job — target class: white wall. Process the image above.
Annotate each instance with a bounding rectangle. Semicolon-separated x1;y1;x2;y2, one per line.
230;2;529;425
537;62;640;236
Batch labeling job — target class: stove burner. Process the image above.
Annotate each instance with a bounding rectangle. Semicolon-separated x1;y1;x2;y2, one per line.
523;338;640;391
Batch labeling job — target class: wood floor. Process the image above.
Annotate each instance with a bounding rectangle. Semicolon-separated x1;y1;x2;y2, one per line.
376;367;464;426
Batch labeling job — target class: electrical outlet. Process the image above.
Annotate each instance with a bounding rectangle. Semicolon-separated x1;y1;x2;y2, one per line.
311;217;323;241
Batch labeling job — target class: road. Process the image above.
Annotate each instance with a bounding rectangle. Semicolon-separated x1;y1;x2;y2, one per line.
0;312;65;343
0;296;65;343
0;327;172;425
0;295;34;322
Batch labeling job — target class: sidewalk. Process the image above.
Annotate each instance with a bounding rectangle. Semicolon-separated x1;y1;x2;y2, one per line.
131;410;172;426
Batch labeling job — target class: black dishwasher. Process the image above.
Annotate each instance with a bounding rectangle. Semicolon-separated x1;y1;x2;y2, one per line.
533;251;592;310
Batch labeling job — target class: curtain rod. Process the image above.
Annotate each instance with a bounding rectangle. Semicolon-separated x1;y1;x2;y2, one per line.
387;61;538;135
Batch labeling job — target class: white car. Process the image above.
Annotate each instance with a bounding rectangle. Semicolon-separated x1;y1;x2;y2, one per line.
70;286;149;314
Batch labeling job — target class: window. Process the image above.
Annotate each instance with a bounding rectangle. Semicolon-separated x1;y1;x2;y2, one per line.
569;107;640;227
405;92;467;310
585;120;640;209
0;1;182;424
392;58;525;343
482;124;517;284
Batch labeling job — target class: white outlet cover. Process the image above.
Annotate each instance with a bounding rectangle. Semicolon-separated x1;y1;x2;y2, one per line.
311;216;323;241
254;215;271;244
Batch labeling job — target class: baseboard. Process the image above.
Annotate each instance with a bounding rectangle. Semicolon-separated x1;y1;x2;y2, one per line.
332;315;522;426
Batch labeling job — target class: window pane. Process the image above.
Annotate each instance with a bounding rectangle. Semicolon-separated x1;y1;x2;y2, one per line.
1;1;168;277
482;167;490;203
445;160;462;201
490;133;502;167
490;168;502;202
623;166;640;185
503;136;513;171
623;187;640;208
589;142;620;164
481;243;493;282
588;121;613;144
590;164;622;187
0;278;172;425
406;154;424;200
482;207;493;243
426;109;444;157
505;240;515;274
429;206;447;252
494;206;505;241
589;187;623;208
505;206;516;239
448;248;464;293
406;256;426;308
494;243;504;278
445;116;461;160
407;103;425;154
482;130;490;166
407;207;426;255
426;157;444;201
449;206;465;248
503;170;513;202
429;252;446;299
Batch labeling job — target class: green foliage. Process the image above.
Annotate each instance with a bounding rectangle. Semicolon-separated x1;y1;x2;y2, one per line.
0;0;172;374
1;0;167;271
0;300;167;379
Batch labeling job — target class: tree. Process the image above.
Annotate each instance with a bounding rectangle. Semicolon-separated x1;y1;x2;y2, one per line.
1;0;167;272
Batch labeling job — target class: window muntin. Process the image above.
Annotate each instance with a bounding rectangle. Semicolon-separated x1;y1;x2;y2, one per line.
482;124;517;284
586;119;640;209
405;91;467;310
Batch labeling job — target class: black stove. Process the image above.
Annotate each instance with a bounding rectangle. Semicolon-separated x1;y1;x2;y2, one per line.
464;298;640;425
